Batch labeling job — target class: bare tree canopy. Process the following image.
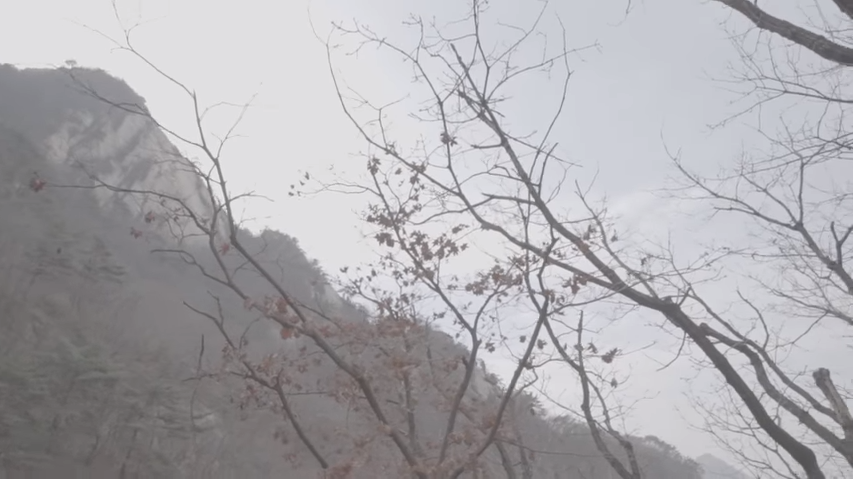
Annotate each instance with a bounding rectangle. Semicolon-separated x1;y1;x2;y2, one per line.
5;0;851;478
715;0;853;66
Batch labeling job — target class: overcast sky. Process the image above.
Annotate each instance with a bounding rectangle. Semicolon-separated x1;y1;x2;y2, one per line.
2;0;848;469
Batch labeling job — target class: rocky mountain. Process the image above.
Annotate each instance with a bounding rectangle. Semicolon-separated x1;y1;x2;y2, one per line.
0;64;213;234
0;64;721;478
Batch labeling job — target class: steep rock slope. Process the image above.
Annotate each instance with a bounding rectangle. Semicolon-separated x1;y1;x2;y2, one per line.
0;64;212;227
0;65;716;478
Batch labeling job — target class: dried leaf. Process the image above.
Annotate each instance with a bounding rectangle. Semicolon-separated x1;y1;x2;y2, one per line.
601;348;620;364
29;176;46;192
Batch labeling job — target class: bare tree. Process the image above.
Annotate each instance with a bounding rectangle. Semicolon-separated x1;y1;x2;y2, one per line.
313;2;660;477
311;0;853;478
24;2;684;478
658;0;853;476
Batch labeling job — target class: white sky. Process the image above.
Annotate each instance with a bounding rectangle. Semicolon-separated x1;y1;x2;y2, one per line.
2;0;848;470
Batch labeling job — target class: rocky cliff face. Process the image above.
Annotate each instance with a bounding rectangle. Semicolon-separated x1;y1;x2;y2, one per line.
0;64;717;478
0;64;212;226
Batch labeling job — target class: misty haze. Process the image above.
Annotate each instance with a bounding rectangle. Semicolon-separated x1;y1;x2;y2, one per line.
0;1;851;478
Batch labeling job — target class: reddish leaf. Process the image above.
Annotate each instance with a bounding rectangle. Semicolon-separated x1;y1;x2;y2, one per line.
243;297;255;310
29;176;46;192
275;297;288;314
